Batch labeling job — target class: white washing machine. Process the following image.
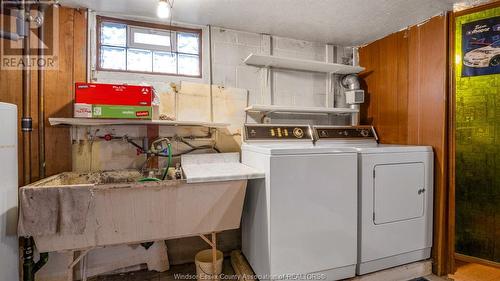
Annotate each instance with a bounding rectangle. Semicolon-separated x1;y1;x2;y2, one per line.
241;124;358;281
313;126;434;275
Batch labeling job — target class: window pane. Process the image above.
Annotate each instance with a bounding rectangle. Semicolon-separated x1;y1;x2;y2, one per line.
127;49;152;72
101;22;126;47
100;46;126;70
134;31;172;47
153;51;176;73
177;32;199;54
178;54;199;76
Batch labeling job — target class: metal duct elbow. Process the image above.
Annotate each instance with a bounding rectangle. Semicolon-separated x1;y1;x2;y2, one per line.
0;30;21;40
341;74;363;126
341;74;360;90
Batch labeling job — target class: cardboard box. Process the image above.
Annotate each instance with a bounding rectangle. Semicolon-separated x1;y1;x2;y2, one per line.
92;105;152;119
75;83;153;106
74;103;92;118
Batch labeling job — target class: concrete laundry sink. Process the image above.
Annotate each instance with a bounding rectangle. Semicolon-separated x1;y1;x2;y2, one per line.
18;153;263;253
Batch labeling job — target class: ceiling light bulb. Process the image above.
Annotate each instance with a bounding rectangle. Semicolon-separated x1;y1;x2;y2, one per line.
157;0;171;19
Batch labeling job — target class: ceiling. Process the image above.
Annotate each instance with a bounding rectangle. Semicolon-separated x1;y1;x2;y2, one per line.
61;0;467;46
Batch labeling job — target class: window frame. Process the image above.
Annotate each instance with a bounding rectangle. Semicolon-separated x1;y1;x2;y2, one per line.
96;16;203;78
128;26;176;52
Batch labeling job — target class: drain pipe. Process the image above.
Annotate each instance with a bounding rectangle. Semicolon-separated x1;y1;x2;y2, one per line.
22;237;35;281
21;3;50;280
38;3;48;178
20;0;33;185
22;237;49;281
341;74;361;126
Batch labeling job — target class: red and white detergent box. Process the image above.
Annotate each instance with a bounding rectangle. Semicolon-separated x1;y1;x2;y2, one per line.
75;82;153;106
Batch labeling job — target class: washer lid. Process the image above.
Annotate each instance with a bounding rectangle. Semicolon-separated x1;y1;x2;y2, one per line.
241;143;357;155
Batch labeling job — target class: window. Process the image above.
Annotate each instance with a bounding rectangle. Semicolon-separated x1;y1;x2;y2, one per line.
97;16;202;77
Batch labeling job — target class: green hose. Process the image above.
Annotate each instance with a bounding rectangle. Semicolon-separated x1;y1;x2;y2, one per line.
138;177;161;182
161;143;173;180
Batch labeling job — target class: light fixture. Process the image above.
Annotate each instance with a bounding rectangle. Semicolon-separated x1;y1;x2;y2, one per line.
157;0;171;19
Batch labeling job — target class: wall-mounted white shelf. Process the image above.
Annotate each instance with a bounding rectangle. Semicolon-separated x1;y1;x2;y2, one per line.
245;105;358;115
244;53;365;74
49;118;229;128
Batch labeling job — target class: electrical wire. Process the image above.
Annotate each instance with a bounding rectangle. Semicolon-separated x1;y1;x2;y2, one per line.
178;136;220;152
124;136;144;151
155;146;219;158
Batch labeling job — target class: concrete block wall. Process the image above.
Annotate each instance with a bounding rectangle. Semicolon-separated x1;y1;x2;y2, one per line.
90;14;356;124
211;27;269;106
271;36;327;107
210;27;355;110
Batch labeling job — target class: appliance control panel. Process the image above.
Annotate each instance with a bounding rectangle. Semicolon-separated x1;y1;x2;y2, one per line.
244;124;314;141
314;126;378;141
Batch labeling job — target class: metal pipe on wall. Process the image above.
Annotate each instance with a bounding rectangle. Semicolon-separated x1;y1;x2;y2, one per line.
38;4;47;179
0;5;27;41
208;25;214;122
21;0;32;185
0;30;21;40
341;74;361;126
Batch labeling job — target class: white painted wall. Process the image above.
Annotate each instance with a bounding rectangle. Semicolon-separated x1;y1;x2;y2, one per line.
89;12;356;125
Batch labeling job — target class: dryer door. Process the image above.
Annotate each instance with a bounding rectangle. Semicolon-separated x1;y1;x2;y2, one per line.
373;162;425;224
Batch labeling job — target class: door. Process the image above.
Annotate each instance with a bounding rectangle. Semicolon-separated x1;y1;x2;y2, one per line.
359;151;433;263
373;162;425;224
269;153;357;275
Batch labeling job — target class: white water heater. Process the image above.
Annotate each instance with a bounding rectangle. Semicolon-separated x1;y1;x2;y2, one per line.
0;102;19;281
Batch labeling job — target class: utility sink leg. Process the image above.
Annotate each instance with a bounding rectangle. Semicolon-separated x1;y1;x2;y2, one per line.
67;248;92;281
66;251;75;281
199;232;219;281
211;232;217;281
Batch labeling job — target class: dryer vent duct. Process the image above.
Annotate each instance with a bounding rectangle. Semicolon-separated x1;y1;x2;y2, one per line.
341;74;364;126
341;74;360;90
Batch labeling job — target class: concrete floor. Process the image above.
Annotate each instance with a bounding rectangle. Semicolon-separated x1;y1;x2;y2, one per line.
89;259;237;281
89;259;449;281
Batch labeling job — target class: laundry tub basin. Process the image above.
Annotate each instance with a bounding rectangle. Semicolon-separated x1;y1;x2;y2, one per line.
18;170;247;252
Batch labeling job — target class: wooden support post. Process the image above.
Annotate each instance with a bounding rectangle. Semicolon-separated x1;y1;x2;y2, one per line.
230;250;255;281
82;254;88;281
67;248;92;281
212;232;217;281
199;232;219;281
66;251;75;281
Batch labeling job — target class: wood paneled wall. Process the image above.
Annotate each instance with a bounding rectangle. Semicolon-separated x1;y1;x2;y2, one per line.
0;7;86;185
359;14;450;275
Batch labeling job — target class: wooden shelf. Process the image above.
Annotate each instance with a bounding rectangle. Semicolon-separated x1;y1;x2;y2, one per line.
245;105;358;115
244;53;365;74
49;118;229;128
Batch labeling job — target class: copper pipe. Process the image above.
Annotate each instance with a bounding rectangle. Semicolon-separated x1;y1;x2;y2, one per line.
38;4;47;178
21;1;32;185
